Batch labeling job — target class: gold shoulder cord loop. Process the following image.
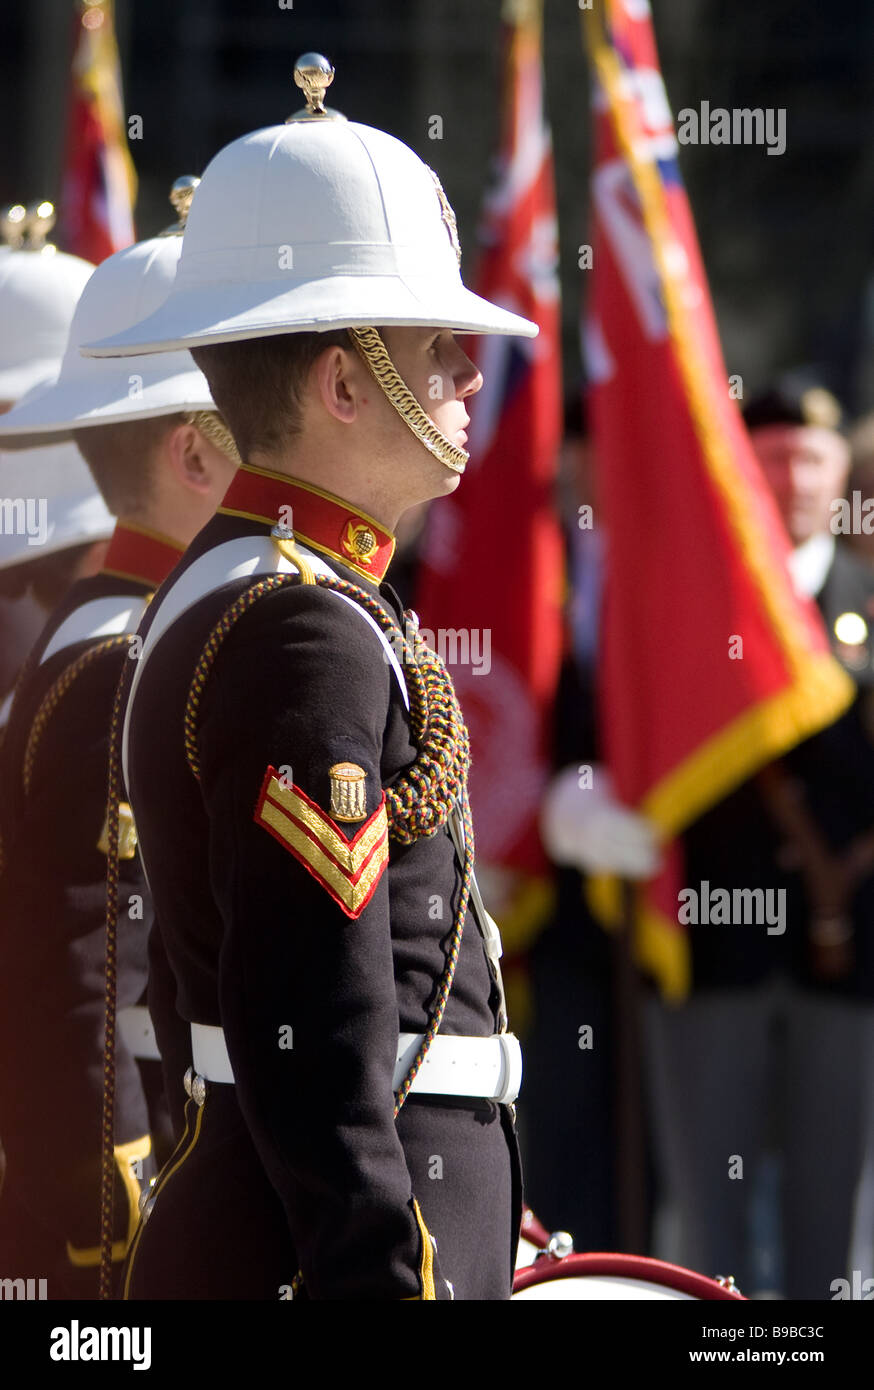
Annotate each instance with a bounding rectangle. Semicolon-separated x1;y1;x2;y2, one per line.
272;533;317;586
0;637;135;879
347;326;469;475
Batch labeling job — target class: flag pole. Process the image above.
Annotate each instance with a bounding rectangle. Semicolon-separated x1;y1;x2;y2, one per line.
612;879;647;1253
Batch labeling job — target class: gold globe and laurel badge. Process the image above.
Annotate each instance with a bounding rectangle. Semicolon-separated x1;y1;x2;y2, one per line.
329;763;368;822
342;519;378;566
425;168;462;267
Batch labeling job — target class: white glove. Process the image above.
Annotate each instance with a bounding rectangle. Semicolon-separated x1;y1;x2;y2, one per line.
539;763;661;880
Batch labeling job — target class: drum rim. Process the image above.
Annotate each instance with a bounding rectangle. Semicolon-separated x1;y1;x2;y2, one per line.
512;1251;745;1300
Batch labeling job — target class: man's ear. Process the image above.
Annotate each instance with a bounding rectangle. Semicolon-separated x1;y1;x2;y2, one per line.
163;422;216;494
313;344;360;424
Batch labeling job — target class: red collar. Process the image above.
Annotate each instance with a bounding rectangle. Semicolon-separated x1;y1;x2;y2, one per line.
219;465;396;584
101;522;185;589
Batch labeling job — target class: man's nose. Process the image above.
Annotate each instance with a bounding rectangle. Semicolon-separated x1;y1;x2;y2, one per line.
457;361;483;400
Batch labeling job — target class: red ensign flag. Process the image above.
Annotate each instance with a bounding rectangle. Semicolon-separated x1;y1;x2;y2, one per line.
415;0;564;956
59;0;136;264
582;2;853;998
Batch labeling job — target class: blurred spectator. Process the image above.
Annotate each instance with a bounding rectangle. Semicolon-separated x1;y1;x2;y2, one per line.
640;373;874;1298
846;412;874;571
530;372;874;1296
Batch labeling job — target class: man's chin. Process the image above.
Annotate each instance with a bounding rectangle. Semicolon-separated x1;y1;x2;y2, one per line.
439;468;463;495
421;451;464;498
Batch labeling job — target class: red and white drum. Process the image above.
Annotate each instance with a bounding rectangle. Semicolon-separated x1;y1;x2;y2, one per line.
513;1251;745;1301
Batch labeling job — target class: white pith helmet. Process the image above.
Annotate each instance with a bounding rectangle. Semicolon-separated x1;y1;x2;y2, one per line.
0;179;219;449
0;437;113;571
0;202;94;402
81;54;538;475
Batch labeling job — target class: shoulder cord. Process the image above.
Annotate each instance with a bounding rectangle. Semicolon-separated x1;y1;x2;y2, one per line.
23;637;133;798
0;635;133;880
0;639;42;876
0;635;63;874
99;646;139;1299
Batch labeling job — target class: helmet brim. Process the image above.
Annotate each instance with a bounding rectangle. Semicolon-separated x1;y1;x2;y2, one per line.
80;274;538;357
0;356;215;448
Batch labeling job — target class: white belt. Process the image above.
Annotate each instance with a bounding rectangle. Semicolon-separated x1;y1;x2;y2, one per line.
190;1023;522;1105
117;1005;161;1062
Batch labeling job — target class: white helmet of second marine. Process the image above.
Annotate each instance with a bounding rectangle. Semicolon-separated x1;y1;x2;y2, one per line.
0;180;222;448
0;202;112;570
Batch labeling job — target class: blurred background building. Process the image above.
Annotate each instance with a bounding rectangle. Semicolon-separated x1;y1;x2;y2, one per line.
2;0;874;409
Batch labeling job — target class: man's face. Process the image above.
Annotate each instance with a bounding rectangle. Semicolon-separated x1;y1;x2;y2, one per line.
377;325;482;495
750;423;850;545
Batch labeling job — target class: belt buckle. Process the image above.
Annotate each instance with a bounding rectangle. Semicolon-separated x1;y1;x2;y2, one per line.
495;1033;522;1105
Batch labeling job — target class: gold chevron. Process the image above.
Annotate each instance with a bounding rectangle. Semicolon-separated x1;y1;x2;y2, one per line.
263;775;386;871
256;775;389;916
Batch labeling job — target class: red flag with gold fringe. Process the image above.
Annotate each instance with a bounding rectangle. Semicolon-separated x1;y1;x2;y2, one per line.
581;1;853;1000
59;0;136;264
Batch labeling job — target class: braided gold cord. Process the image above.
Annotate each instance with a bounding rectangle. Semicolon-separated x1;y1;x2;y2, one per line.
393;785;474;1114
183;409;241;466
347;327;469;474
0;637;48;877
22;637;131;798
99;649;138;1299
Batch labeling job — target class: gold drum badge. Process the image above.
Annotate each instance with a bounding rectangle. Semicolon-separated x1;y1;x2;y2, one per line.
329;763;368;822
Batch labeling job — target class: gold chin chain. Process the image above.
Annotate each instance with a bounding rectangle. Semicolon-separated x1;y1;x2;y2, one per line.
183;410;241;466
347;326;469;475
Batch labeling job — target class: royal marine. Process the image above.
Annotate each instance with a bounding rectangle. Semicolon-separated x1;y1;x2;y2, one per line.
0;183;237;1297
84;54;535;1300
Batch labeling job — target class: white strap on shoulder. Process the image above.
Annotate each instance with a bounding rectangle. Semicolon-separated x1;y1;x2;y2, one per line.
122;535;409;786
5;591;148;757
40;595;149;667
